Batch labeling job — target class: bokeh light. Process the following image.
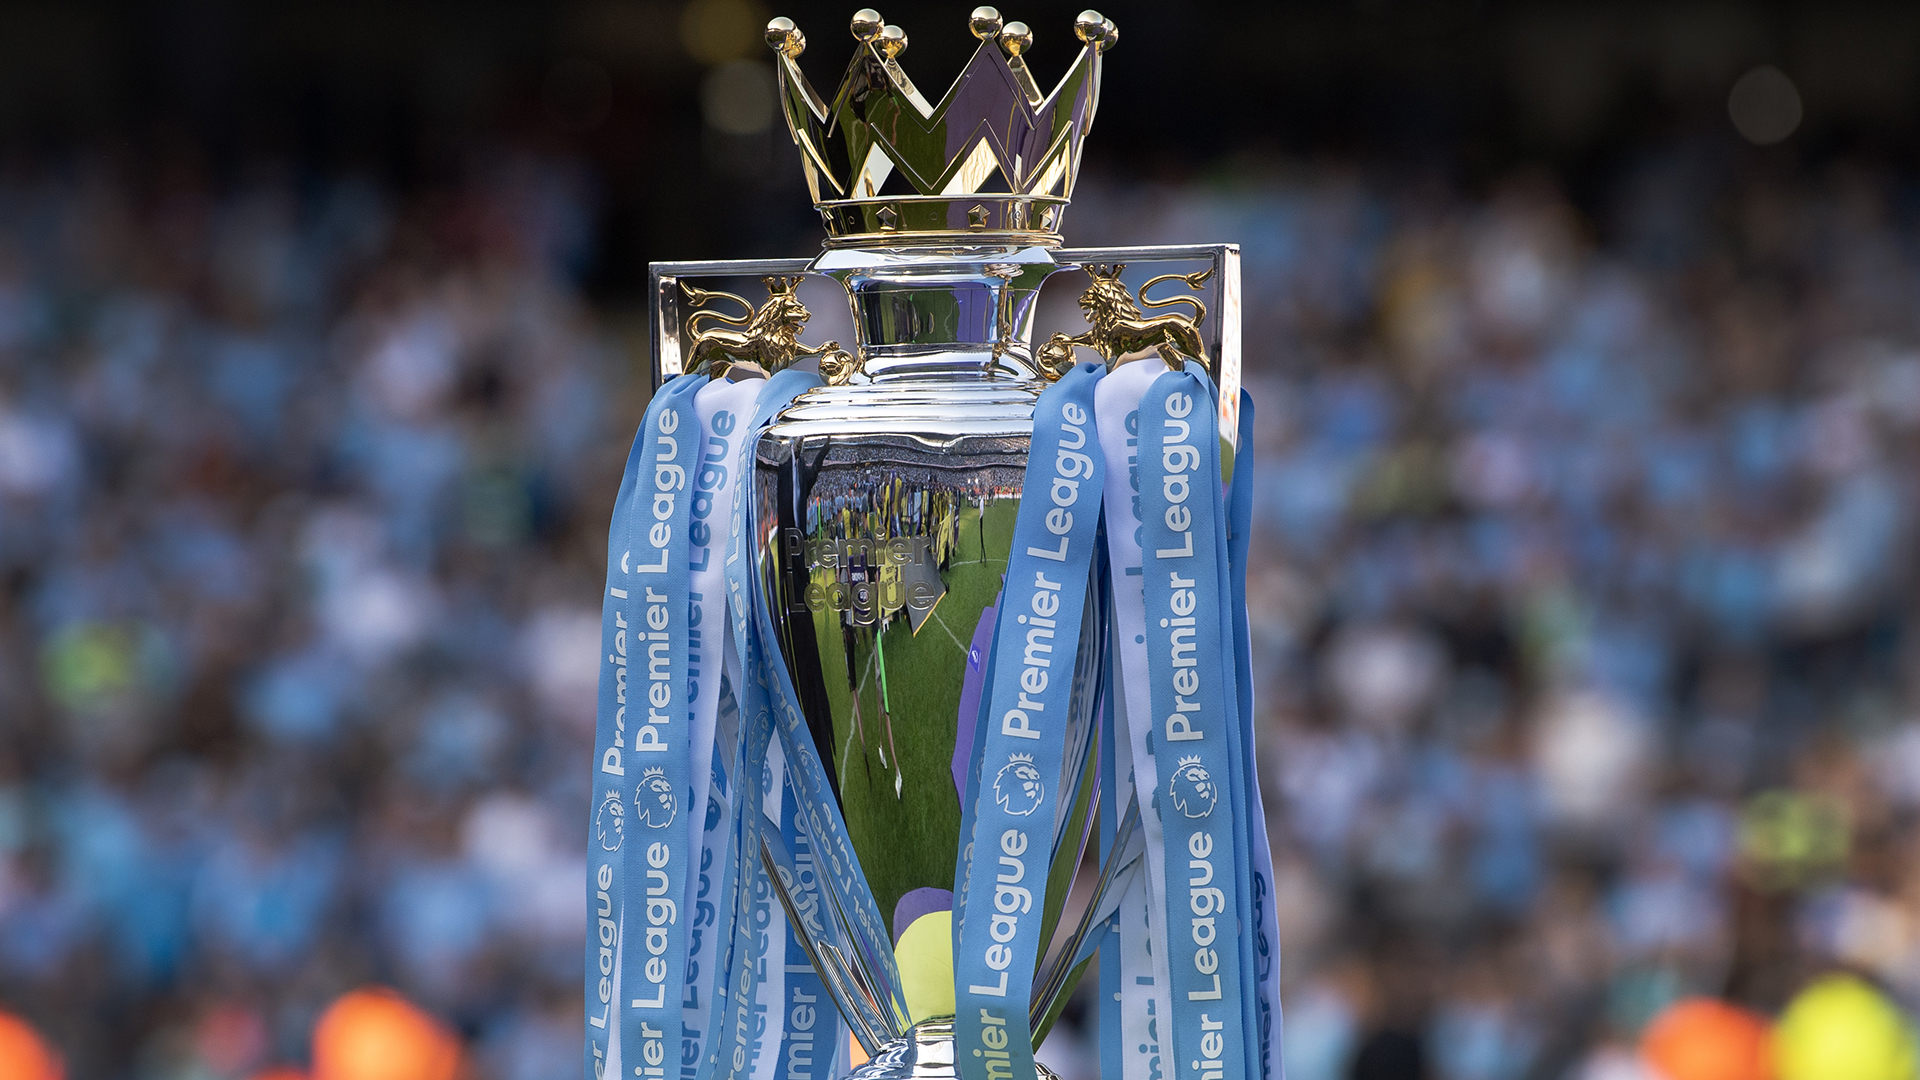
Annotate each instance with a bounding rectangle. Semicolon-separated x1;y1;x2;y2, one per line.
702;60;776;136
0;1012;62;1080
680;0;769;65
1774;976;1915;1080
311;989;460;1080
1640;999;1772;1080
1728;66;1803;145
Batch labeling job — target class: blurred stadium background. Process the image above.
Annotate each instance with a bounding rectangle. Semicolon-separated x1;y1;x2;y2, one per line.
4;1;1920;1077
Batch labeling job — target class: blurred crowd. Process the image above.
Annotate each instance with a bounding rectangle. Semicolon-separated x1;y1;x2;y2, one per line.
0;150;626;1077
5;136;1920;1078
1064;153;1920;1080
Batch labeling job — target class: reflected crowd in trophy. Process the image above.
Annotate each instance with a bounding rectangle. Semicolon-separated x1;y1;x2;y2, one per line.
1;3;1920;1079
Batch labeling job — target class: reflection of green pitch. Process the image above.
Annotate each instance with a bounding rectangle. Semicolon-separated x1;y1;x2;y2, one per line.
815;498;1016;940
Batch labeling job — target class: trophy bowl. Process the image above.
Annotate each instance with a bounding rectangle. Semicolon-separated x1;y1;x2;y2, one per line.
748;242;1106;1075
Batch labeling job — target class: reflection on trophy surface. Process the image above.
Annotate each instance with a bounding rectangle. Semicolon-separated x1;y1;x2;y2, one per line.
749;242;1108;1074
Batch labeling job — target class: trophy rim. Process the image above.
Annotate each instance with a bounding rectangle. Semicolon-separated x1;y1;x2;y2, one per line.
647;245;1240;401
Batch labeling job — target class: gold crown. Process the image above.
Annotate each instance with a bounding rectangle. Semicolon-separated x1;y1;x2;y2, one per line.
765;6;1116;244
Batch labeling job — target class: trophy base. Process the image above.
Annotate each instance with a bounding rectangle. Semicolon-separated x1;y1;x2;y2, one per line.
848;1021;1061;1080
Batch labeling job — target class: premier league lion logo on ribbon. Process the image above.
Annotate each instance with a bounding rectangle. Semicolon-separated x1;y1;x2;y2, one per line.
595;789;625;852
1167;755;1217;819
634;767;678;830
993;754;1045;817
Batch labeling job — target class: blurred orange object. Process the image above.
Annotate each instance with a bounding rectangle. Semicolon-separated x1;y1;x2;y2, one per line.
247;1069;310;1080
0;1011;63;1080
1641;998;1773;1080
311;988;460;1080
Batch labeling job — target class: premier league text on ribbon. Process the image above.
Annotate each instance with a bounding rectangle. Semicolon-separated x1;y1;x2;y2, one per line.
1141;376;1249;1080
953;368;1106;1080
633;382;702;1080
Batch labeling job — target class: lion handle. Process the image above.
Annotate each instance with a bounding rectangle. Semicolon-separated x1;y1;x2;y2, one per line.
681;283;755;339
1136;268;1214;325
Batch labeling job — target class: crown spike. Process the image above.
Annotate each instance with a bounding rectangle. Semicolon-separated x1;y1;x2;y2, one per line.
850;8;884;41
998;21;1041;104
969;7;1003;39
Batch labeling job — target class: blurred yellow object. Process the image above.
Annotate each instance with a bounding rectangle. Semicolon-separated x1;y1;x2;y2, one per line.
1774;975;1916;1080
0;1012;62;1080
680;0;770;64
311;988;459;1080
1640;998;1772;1080
894;910;957;1025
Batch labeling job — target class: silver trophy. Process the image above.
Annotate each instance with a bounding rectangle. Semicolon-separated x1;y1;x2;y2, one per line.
647;8;1240;1077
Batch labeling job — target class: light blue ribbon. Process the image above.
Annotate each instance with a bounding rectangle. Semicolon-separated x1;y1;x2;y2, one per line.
1201;381;1261;1078
709;370;829;1080
705;673;768;1080
588;373;708;1080
1096;629;1124;1080
625;372;708;1080
952;361;1107;1080
1226;392;1283;1079
588;398;661;1080
1138;367;1247;1080
593;359;1275;1080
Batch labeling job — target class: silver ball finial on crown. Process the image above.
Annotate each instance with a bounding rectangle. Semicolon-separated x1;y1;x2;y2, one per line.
999;20;1032;56
1074;10;1117;51
879;23;908;58
850;8;884;41
765;16;806;57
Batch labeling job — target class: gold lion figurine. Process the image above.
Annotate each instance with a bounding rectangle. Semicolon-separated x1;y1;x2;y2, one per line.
1037;265;1213;376
683;276;858;384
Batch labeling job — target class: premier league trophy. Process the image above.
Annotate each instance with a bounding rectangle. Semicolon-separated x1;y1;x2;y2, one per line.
589;10;1280;1080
